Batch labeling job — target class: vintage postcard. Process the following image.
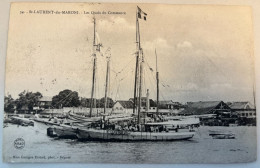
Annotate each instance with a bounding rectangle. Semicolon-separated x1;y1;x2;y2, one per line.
3;2;257;163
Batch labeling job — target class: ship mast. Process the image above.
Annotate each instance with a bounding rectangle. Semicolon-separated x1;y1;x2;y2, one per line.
155;49;159;115
90;17;97;117
104;49;111;114
134;7;143;125
133;6;147;125
138;51;144;124
133;9;140;116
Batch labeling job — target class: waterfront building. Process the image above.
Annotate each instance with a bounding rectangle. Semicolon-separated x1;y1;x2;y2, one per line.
179;101;231;115
158;100;183;110
229;102;256;125
179;101;237;126
38;96;52;109
112;100;134;114
229;101;256;118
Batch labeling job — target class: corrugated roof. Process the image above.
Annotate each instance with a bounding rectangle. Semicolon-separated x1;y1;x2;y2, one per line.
187;101;220;108
229;102;254;109
116;101;134;109
179;101;230;115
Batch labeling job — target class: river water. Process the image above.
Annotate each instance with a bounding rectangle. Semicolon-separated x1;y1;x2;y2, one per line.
2;123;257;164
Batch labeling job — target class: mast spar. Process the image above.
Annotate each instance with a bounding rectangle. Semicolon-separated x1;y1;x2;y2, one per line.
155;49;159;115
90;17;97;117
138;51;144;124
134;6;147;125
104;48;111;114
133;8;140;116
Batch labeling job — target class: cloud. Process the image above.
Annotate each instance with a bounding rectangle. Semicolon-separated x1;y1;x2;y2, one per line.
176;41;193;49
98;16;135;33
143;38;170;50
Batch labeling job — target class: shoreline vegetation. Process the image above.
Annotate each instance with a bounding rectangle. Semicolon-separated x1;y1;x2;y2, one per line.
4;89;257;127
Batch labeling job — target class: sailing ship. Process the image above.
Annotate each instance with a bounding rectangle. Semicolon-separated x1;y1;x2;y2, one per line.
75;6;198;141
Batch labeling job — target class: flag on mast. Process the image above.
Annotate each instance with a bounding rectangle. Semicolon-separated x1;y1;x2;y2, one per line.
137;6;147;21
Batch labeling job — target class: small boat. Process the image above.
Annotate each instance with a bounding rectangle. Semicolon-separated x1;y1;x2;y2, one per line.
211;134;235;139
9;116;34;126
34;117;60;126
209;130;235;139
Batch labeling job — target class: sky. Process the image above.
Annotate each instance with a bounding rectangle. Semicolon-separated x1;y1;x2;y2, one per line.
5;3;255;103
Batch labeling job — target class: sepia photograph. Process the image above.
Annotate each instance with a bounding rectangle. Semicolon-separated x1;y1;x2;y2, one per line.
2;2;257;164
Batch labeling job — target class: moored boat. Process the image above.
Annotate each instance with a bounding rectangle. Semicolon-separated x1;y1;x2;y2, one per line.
53;125;78;139
77;127;195;141
211;134;235;139
209;130;235;139
9;116;34;126
34;117;60;126
76;114;197;141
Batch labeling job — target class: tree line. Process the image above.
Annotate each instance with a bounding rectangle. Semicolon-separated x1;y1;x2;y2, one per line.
4;89;114;113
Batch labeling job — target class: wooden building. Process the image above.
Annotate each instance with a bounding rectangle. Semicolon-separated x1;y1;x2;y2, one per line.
229;102;256;125
112;100;134;114
158;100;183;110
179;101;231;115
179;101;238;126
38;96;52;109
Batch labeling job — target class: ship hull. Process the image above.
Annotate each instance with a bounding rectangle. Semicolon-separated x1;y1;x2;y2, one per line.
77;128;195;141
53;126;78;139
76;128;90;140
10;117;34;126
